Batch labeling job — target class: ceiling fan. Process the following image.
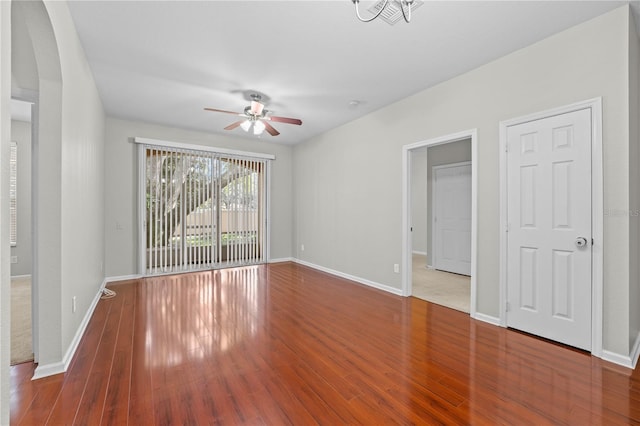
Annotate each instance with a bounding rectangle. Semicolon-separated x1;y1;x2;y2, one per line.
204;94;302;136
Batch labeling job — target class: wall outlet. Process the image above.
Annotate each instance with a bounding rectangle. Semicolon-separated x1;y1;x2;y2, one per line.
301;244;305;252
393;264;400;273
72;296;77;313
10;256;17;264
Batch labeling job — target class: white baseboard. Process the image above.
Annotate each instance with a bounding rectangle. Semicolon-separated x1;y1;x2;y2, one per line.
10;274;32;280
601;350;635;369
268;257;294;264
31;361;65;380
33;278;107;380
105;274;143;283
600;332;640;369
630;331;640;368
294;259;403;296
472;312;501;326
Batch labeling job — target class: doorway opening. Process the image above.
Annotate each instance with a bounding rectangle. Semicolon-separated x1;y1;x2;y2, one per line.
9;99;34;365
402;130;478;316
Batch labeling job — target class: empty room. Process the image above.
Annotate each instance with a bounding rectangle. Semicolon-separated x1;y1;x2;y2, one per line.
3;0;640;424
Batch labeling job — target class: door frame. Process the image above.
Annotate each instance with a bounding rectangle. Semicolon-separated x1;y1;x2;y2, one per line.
401;129;478;317
431;161;472;274
499;97;603;356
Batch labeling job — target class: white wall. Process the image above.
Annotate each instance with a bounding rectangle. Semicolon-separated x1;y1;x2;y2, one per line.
10;119;31;277
9;0;106;375
47;1;106;360
628;12;640;352
293;6;631;357
104;117;294;277
0;2;11;422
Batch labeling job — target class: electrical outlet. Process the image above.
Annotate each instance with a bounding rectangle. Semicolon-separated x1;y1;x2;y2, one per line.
393;264;400;273
10;256;17;264
72;296;77;313
301;244;305;252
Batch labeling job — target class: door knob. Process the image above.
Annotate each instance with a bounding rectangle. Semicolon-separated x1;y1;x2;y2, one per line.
575;237;588;247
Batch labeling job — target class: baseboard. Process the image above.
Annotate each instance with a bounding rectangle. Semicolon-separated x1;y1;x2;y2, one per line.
268;257;294;263
32;361;65;380
10;274;31;280
294;259;403;296
601;350;635;369
105;274;143;283
600;332;640;369
631;331;640;368
33;279;107;380
472;312;501;326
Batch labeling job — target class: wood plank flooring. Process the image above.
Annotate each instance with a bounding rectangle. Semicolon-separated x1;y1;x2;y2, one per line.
10;262;640;425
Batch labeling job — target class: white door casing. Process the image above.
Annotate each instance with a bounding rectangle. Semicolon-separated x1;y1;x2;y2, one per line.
505;108;592;351
401;129;478;318
432;162;472;276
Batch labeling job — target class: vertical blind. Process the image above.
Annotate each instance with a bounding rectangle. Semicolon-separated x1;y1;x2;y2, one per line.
9;142;17;246
144;145;267;275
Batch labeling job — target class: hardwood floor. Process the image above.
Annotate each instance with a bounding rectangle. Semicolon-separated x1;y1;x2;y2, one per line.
10;262;640;425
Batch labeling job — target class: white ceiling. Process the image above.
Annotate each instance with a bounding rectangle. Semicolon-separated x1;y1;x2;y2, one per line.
67;1;634;145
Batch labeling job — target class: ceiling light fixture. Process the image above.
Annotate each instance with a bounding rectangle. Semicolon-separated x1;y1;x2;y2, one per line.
253;120;266;136
352;0;415;24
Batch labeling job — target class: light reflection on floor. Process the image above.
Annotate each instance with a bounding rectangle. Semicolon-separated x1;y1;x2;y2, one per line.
141;266;262;368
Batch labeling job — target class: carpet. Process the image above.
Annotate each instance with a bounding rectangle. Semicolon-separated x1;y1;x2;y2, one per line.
11;277;33;365
412;254;470;313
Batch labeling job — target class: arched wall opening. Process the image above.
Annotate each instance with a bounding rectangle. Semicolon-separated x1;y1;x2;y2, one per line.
11;0;64;376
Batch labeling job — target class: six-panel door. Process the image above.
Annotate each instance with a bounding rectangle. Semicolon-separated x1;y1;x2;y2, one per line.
506;108;592;351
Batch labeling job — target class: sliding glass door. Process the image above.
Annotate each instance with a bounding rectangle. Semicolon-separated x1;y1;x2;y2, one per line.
143;145;267;275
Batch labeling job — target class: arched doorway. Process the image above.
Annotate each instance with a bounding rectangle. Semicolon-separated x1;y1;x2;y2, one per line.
10;0;63;378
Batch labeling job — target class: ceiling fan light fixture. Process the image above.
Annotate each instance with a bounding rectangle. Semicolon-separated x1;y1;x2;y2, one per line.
253;120;266;135
240;120;252;132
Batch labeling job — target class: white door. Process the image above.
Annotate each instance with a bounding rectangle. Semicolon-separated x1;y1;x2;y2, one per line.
433;162;471;276
506;108;592;350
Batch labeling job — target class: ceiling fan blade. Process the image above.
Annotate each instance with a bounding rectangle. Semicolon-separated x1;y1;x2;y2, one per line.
224;121;245;131
204;107;243;116
267;115;302;126
263;121;280;136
